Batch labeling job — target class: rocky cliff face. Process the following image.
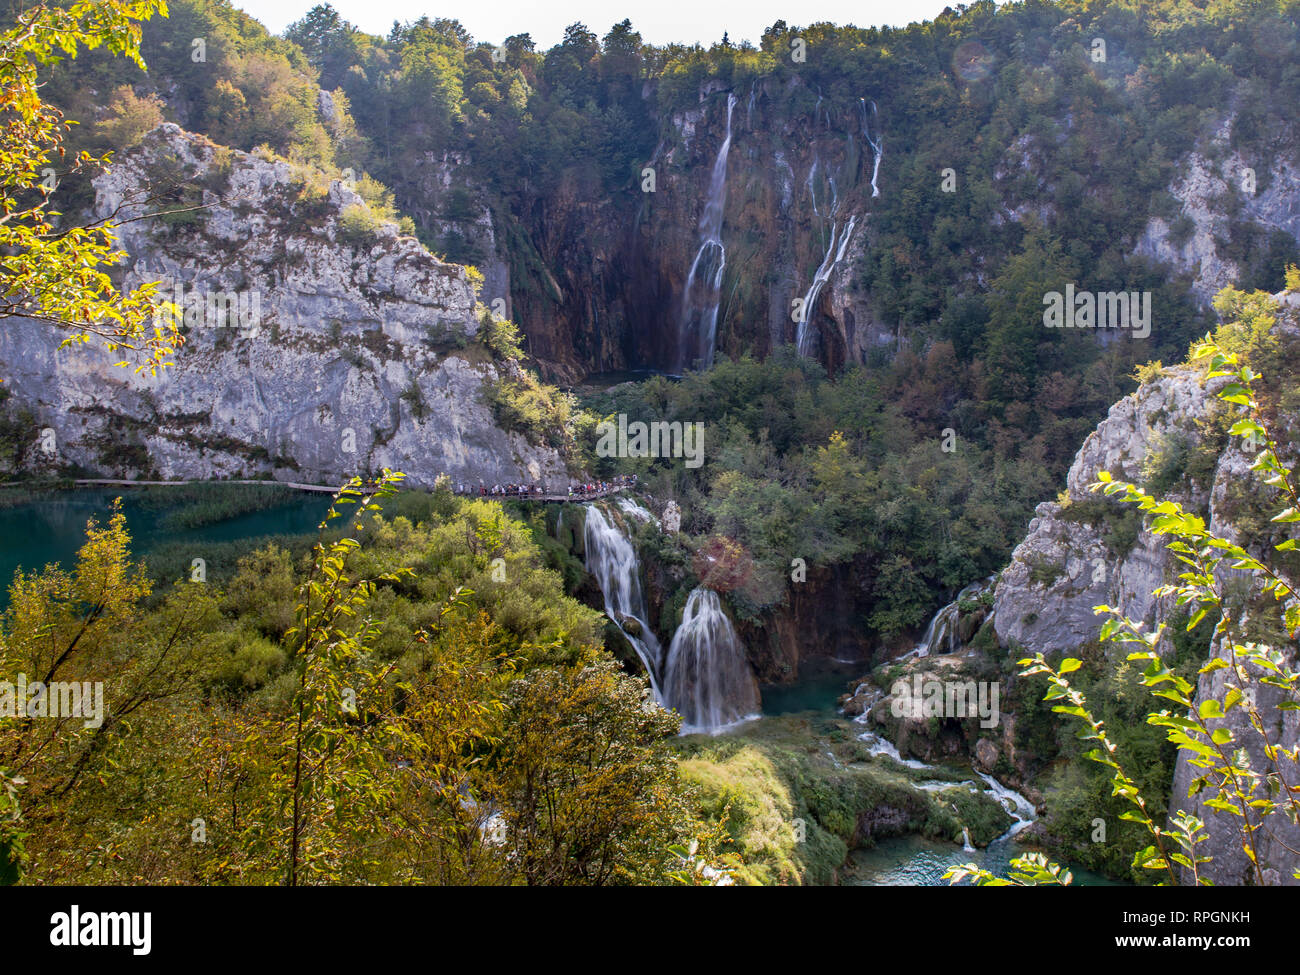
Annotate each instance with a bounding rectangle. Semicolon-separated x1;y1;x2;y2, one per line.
415;88;1300;385
994;367;1214;656
427;77;889;383
0;124;570;489
991;296;1300;884
735;562;876;681
1136;117;1300;304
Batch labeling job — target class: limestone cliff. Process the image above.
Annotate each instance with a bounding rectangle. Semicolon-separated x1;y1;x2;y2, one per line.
993;367;1215;656
416;77;889;383
991;294;1300;884
406;86;1300;385
1135;117;1300;304
0;124;571;489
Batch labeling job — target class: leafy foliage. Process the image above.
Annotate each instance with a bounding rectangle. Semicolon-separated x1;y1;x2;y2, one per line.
0;0;177;373
948;319;1300;886
0;476;726;885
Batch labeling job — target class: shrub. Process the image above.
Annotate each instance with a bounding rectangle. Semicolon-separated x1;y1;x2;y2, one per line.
338;202;381;245
952;332;1300;887
479;310;525;362
96;85;165;148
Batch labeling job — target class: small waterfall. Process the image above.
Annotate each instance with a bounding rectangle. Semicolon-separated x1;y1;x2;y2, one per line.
774;150;795;209
583;504;665;700
663;587;761;734
903;575;996;659
977;772;1037;840
855;730;932;770
903;600;960;660
859;726;1038;844
795;214;857;358
677;92;737;373
807;156;821;217
962;827;976;853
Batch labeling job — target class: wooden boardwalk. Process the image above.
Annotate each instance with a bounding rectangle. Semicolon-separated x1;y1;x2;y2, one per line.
457;488;630;503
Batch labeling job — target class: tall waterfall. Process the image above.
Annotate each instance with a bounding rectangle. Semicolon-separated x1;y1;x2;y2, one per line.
795;214;857;358
860;98;883;199
663;588;761;734
676;92;737;373
795;97;883;360
583;504;665;700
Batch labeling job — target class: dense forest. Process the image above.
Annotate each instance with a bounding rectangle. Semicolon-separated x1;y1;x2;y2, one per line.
1;0;1299;893
29;0;1300;640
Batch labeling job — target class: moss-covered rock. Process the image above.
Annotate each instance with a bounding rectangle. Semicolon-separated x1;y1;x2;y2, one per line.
676;716;1012;885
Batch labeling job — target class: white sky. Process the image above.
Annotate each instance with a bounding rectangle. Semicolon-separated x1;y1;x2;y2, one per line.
239;0;965;49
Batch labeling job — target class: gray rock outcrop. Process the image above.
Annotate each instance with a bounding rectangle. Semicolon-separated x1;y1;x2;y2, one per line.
992;303;1300;884
0;124;570;489
994;368;1215;654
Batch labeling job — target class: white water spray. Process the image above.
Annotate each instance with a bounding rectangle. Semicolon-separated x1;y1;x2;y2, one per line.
677;93;737;373
663;587;761;734
795;214;857;358
977;772;1037;840
583;504;665;700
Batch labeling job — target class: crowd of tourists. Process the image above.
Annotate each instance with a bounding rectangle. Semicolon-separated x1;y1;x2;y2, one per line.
448;473;637;499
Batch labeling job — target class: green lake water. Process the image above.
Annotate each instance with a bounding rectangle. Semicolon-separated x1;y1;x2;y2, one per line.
760;658;862;716
0;487;331;600
844;832;1119;886
754;659;1125;887
2;488;1130;887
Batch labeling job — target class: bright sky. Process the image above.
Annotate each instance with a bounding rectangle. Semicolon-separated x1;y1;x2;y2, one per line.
240;0;964;49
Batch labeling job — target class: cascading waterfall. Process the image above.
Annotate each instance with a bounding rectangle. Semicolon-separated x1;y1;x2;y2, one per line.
795;97;882;360
901;574;997;660
676;92;737;373
663;587;761;735
977;772;1036;840
855;730;931;769
860;98;883;199
855;725;1038;843
794;214;857;358
583;503;665;700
